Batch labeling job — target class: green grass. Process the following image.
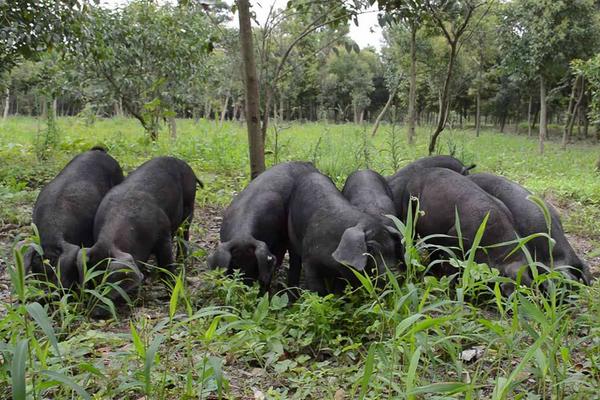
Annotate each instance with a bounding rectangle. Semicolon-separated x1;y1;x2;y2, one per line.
0;116;598;399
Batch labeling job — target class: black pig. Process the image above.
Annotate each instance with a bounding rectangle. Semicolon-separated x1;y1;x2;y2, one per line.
387;155;475;217
77;156;202;301
469;172;591;284
401;168;531;286
24;147;124;289
342;169;398;227
288;172;401;295
208;162;317;289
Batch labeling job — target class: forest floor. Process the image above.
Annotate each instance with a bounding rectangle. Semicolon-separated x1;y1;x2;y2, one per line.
0;117;599;399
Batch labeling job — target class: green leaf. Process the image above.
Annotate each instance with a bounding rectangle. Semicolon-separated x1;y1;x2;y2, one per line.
406;346;422;400
252;293;270;323
359;342;377;399
395;313;424;339
409;382;470;395
41;370;92;400
130;321;145;359
12;339;28;400
204;315;221;342
169;272;183;319
144;334;164;394
26;302;61;358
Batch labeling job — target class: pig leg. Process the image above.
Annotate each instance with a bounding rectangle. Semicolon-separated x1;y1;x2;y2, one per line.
287;250;302;288
154;235;176;275
303;260;327;296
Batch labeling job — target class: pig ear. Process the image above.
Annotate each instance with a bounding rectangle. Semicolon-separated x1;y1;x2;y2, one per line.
332;226;368;271
208;243;232;270
385;225;403;240
255;241;276;287
76;248;91;284
461;164;476;175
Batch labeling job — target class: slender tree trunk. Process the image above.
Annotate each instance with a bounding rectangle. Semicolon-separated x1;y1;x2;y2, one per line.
2;88;9;120
562;75;584;149
407;23;417;144
428;43;457;155
52;98;57;118
204;99;210;119
238;0;265;178
475;94;482;136
168;116;177;138
280;96;284;122
527;96;533;137
232;102;239;121
220;95;230;125
562;76;577;148
539;76;547;154
371;86;397;137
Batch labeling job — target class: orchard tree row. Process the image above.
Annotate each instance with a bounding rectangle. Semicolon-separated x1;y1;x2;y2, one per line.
3;0;600;173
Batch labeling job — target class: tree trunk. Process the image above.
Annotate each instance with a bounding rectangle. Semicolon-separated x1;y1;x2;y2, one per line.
407;23;417;144
168;116;177;138
527;96;533;137
232;102;239;121
371;85;397;137
220;95;230;125
52;98;57;118
238;0;265;179
2;88;9;120
562;75;584;150
428;43;457;155
279;96;284;122
539;76;547;154
475;91;481;137
500;115;506;133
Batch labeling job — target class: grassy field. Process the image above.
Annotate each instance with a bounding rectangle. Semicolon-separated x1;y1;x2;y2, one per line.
0;116;599;399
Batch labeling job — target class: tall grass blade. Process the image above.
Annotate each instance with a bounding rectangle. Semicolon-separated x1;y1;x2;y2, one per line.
169;272;183;319
41;370;92;400
144;334;165;395
359;342;377;400
26;302;61;358
11;339;28;400
406;345;422;400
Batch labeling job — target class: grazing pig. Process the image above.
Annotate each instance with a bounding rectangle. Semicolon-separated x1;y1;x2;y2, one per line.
24;147;124;289
288;172;402;295
342;169;398;228
401;168;531;287
469;172;591;284
77;156;202;301
387;155;475;217
208;162;317;289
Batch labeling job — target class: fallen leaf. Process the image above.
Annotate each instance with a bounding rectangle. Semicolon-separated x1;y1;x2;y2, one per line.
334;388;346;400
253;388;265;400
459;346;485;362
